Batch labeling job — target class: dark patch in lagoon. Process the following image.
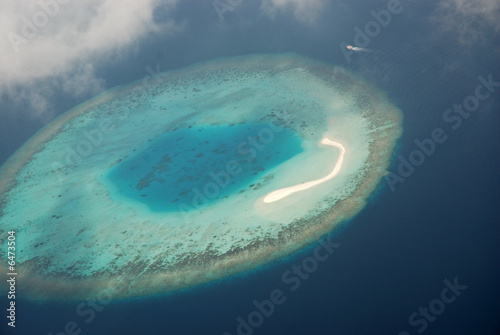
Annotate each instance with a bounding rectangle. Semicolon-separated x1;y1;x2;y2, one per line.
106;123;303;212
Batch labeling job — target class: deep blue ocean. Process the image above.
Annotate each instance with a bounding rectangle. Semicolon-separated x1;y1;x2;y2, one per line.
0;1;499;334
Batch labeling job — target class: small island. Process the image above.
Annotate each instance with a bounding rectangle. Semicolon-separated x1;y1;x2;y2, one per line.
0;53;402;300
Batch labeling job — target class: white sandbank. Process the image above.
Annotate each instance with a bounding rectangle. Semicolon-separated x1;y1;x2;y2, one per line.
263;137;345;203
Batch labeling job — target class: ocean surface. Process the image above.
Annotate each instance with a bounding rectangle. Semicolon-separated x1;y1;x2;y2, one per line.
0;1;499;334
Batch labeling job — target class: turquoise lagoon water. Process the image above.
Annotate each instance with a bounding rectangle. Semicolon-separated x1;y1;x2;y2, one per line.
106;123;303;212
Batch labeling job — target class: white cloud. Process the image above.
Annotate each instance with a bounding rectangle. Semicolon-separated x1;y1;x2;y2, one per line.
58;62;106;98
2;82;55;123
260;0;326;25
432;0;500;45
0;0;180;120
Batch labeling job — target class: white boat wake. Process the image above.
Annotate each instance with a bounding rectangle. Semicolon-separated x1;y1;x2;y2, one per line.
346;45;382;54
